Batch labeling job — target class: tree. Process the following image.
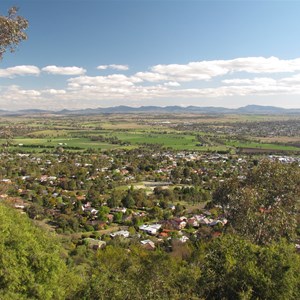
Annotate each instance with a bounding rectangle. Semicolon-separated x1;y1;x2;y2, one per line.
0;127;13;149
199;235;300;300
0;7;28;60
25;203;45;220
122;190;135;208
0;203;79;299
74;245;200;299
213;160;300;245
107;189;122;208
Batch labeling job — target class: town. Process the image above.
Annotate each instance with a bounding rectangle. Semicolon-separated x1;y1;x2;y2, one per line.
1;130;299;253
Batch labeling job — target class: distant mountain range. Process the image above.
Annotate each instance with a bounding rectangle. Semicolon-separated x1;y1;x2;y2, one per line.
1;105;300;116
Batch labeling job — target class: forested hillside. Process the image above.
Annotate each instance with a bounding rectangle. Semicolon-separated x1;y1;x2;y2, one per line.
0;203;76;299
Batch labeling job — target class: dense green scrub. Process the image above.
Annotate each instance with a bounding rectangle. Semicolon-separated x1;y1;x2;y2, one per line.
1;201;300;299
0;204;76;299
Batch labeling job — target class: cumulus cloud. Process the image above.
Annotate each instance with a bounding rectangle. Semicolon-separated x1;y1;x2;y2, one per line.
223;56;300;73
97;64;129;71
279;74;300;84
139;57;300;83
67;74;142;90
0;85;45;110
0;65;40;78
151;61;228;81
4;56;300;110
135;72;169;82
96;65;108;70
65;74;300;101
222;77;277;85
42;65;86;75
110;64;129;71
42;89;66;95
164;81;181;87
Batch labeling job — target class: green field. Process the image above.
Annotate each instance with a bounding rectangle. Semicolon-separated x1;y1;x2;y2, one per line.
1;113;300;153
225;140;300;151
2;137;119;151
112;132;196;148
2;131;299;153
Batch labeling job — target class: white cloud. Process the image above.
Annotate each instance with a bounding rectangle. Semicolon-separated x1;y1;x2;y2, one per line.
151;61;228;81
109;64;129;71
67;74;142;90
222;77;277;85
279;74;300;85
0;65;40;78
135;72;169;82
43;89;66;95
6;85;41;96
96;65;108;70
97;64;129;71
3;57;300;110
223;56;300;73
142;57;300;83
164;81;181;87
0;85;41;105
42;65;86;75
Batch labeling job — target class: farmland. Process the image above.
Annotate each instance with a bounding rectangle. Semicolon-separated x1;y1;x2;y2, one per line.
1;113;300;154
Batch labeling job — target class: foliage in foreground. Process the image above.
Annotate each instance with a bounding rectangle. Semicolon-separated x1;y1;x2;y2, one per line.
73;236;300;300
1;201;300;299
74;245;200;300
0;7;28;60
201;235;300;300
213;160;300;245
0;203;77;300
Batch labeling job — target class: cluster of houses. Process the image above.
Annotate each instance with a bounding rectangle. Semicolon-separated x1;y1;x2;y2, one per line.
172;119;300;139
161;214;228;231
84;211;229;251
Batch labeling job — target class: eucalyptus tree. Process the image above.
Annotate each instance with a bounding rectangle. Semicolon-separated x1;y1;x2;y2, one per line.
213;160;300;245
0;6;28;59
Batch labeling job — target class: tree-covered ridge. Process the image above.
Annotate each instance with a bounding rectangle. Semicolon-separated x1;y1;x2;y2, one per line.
0;203;76;299
1;201;300;299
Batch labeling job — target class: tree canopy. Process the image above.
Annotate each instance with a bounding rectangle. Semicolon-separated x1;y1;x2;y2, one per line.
200;235;300;300
0;203;77;299
0;7;28;60
213;160;300;244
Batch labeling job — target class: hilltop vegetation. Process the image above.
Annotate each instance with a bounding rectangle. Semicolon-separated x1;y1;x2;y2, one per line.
0;203;76;299
2;200;300;299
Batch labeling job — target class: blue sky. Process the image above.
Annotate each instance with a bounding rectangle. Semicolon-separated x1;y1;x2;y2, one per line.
1;0;300;110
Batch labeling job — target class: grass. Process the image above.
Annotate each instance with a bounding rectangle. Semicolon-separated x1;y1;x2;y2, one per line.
101;122;153;130
4;133;298;153
108;131;200;150
225;140;300;151
4;137;119;150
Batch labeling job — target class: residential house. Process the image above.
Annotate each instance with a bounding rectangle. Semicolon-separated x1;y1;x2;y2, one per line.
139;224;162;235
110;230;130;238
84;238;106;250
141;239;156;250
